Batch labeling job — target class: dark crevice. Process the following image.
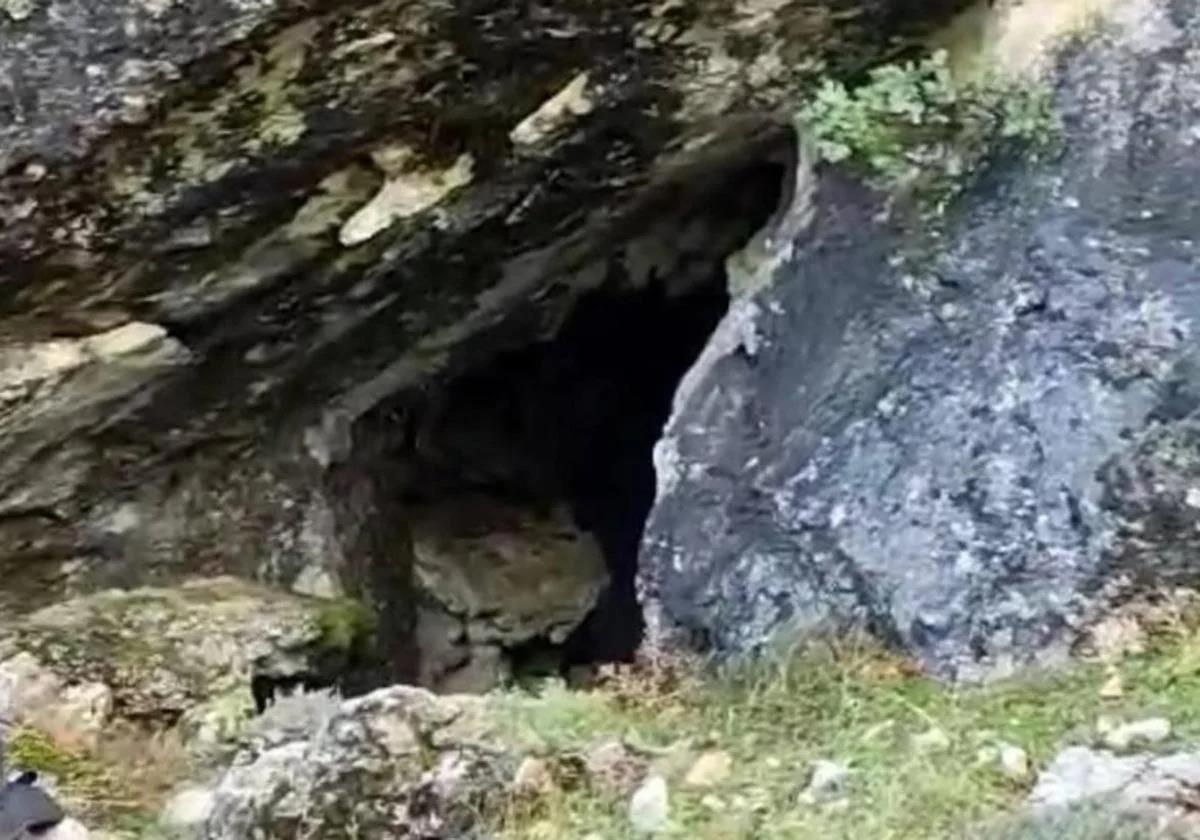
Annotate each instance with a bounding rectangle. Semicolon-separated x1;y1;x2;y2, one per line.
336;151;788;691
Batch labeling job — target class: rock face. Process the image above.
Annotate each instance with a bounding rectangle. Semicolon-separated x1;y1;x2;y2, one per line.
0;577;366;727
639;0;1200;679
204;685;520;839
0;0;968;686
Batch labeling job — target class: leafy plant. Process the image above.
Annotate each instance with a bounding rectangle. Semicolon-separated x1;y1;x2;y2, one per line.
801;50;1059;210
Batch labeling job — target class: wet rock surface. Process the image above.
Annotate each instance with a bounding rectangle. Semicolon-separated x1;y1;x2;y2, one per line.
639;0;1200;679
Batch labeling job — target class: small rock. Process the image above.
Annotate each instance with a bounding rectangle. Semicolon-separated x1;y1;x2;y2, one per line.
42;818;91;840
683;749;732;789
629;775;669;835
998;744;1030;781
1103;718;1172;751
161;786;214;832
1098;668;1125;700
976;746;999;766
700;794;725;811
585;740;647;797
800;760;850;803
512;757;556;798
910;727;952;753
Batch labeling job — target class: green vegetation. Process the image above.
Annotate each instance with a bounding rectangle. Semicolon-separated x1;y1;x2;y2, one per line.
314;597;377;655
7;727;98;784
8;724;189;838
800;50;1059;211
491;621;1200;839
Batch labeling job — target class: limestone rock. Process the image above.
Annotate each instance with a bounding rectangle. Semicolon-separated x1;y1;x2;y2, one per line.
585;740;649;797
160;786;215;834
801;760;851;804
998;744;1031;781
411;498;606;689
0;578;366;724
204;685;520;839
1102;718;1172;752
41;818;91;840
639;0;1200;680
512;756;556;799
1027;746;1200;833
683;749;733;789
911;727;952;754
629;775;670;836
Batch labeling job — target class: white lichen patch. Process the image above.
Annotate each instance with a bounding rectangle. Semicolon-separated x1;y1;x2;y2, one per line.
509;72;595;147
0;0;35;21
83;321;172;359
287;165;379;239
934;0;1126;80
137;0;176;16
238;19;318;153
338;153;474;247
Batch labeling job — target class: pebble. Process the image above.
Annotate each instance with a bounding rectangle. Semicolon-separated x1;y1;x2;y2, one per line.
161;786;215;829
1098;668;1125;700
512;757;556;797
911;726;952;753
683;750;732;789
1103;718;1172;751
800;760;850;803
998;744;1030;780
629;775;669;835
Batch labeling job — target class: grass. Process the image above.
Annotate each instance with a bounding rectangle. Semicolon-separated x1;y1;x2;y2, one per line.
490;617;1200;839
7;722;188;838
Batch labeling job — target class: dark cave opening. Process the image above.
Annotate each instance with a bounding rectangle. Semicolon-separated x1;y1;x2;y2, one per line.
380;153;789;690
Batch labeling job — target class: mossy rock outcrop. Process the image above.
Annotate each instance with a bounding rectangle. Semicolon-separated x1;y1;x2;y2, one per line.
0;577;371;724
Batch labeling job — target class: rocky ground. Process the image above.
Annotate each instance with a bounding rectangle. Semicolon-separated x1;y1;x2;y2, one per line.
8;587;1200;838
5;0;1200;837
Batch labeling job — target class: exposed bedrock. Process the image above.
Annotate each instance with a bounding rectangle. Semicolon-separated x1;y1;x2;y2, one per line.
639;0;1200;680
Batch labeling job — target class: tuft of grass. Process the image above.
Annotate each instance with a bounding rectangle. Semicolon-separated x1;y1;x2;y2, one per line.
969;802;1161;840
491;619;1200;840
7;724;187;838
314;597;376;655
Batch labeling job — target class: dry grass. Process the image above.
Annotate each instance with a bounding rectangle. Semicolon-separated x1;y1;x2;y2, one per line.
491;605;1200;840
7;720;190;837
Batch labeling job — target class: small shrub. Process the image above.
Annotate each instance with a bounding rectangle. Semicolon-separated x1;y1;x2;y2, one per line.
800;49;1059;210
314;598;376;655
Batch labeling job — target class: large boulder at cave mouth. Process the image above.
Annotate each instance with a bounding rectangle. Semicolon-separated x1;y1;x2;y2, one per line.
0;578;371;740
639;0;1200;680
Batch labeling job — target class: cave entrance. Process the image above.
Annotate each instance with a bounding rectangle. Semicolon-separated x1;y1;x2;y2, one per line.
391;151;789;692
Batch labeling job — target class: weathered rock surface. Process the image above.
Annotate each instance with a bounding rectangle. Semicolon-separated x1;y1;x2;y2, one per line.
203;685;521;839
0;0;968;686
639;0;1200;679
0;577;365;725
1028;746;1200;835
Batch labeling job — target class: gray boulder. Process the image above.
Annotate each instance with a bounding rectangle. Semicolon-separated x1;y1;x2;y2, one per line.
1021;746;1200;837
204;685;520;839
639;0;1200;678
